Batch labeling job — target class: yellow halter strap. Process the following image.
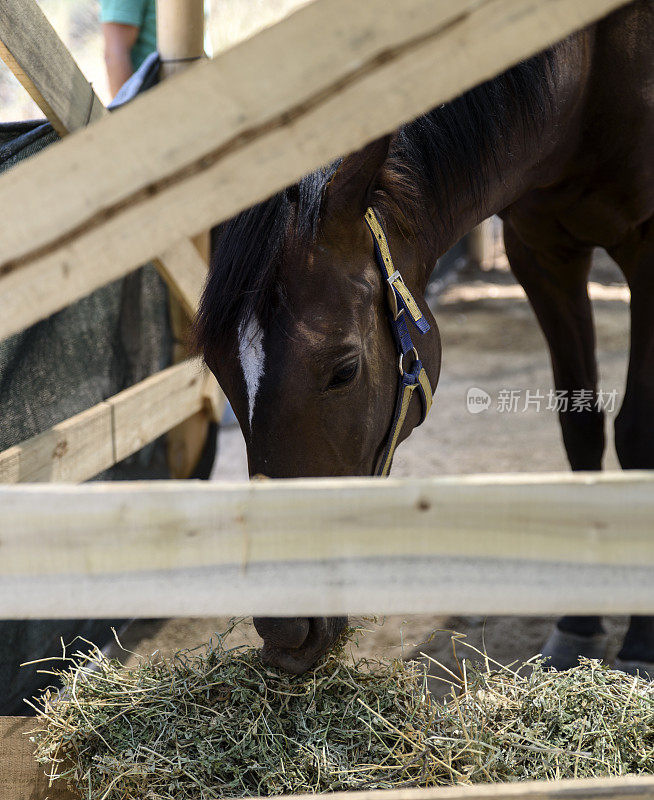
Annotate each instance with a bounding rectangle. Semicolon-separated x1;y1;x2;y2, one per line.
364;208;434;477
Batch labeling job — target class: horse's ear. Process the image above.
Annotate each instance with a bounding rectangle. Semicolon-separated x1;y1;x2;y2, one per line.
323;135;392;217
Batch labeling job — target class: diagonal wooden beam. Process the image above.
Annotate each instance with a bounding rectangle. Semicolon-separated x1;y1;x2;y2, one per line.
155;240;209;321
0;0;632;343
0;0;208;321
0;0;222;457
0;0;105;135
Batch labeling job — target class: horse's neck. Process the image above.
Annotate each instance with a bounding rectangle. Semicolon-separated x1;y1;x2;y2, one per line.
419;36;588;267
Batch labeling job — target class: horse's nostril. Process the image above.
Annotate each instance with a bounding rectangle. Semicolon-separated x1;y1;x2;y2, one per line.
253;617;310;650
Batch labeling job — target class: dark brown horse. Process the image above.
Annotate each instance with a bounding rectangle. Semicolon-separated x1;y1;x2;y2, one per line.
197;1;654;676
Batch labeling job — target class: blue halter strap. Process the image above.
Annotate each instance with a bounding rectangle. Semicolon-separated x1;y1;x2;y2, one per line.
364;208;434;477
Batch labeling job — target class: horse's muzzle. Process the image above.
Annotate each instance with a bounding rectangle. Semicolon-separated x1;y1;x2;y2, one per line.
253;616;348;674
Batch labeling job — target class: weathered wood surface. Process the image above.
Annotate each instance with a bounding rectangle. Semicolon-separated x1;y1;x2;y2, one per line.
0;471;652;618
0;0;104;136
0;403;113;483
157;0;218;479
1;716;78;800
0;0;222;464
157;0;206;79
0;359;210;483
0;0;632;341
111;357;208;462
0;0;208;333
155;239;208;320
296;778;654;800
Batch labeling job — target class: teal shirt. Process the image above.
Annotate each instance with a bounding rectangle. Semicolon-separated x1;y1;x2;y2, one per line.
101;0;157;72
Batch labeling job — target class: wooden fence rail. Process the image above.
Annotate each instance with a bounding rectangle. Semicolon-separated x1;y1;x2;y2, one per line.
0;0;104;134
0;0;209;319
0;0;222;482
0;471;652;619
0;359;215;483
0;0;631;342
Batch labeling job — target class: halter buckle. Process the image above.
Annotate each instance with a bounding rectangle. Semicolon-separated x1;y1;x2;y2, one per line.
398;347;419;377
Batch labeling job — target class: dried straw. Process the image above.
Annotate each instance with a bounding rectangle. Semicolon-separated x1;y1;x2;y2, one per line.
29;625;653;800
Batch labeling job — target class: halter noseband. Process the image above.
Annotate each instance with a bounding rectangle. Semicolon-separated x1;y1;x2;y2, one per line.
364;208;433;477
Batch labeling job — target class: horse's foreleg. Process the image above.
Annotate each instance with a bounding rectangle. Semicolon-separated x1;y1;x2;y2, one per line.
608;219;654;677
503;220;604;469
610;221;654;467
503;220;607;668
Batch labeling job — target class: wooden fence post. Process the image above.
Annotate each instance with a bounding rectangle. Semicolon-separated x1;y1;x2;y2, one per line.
156;0;220;479
468;219;495;269
157;0;206;79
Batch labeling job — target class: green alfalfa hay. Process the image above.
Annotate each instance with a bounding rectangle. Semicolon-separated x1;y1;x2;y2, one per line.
28;626;654;800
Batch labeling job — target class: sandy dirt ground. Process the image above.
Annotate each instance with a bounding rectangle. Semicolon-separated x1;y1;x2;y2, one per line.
120;247;634;697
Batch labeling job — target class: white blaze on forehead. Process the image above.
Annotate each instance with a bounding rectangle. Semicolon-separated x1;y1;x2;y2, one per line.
238;315;265;428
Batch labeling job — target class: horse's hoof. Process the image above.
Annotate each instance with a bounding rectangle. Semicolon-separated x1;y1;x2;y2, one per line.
541;627;608;670
614;658;654;681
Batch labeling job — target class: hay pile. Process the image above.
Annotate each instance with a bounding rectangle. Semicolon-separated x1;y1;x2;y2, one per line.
30;627;653;800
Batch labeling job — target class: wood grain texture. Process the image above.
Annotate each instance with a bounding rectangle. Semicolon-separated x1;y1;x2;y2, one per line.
156;5;216;479
111;357;208;462
0;716;79;800
292;777;654;800
0;0;104;136
0;359;209;484
0;472;652;618
0;403;113;483
0;0;631;341
0;0;210;348
155;239;208;321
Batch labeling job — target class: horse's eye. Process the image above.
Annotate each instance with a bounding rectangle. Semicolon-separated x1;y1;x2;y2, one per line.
328;359;359;390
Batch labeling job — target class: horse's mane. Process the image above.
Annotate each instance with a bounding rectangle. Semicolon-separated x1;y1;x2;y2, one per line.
196;49;558;355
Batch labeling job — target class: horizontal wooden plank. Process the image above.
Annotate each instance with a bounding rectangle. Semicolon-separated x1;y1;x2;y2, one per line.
0;403;113;483
0;0;631;341
294;777;654;800
111;357;208;462
0;471;652;618
4;552;651;619
0;0;104;137
0;359;210;484
294;778;654;800
6;471;652;574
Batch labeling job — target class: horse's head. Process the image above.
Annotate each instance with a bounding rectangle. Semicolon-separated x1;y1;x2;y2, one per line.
197;136;442;673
